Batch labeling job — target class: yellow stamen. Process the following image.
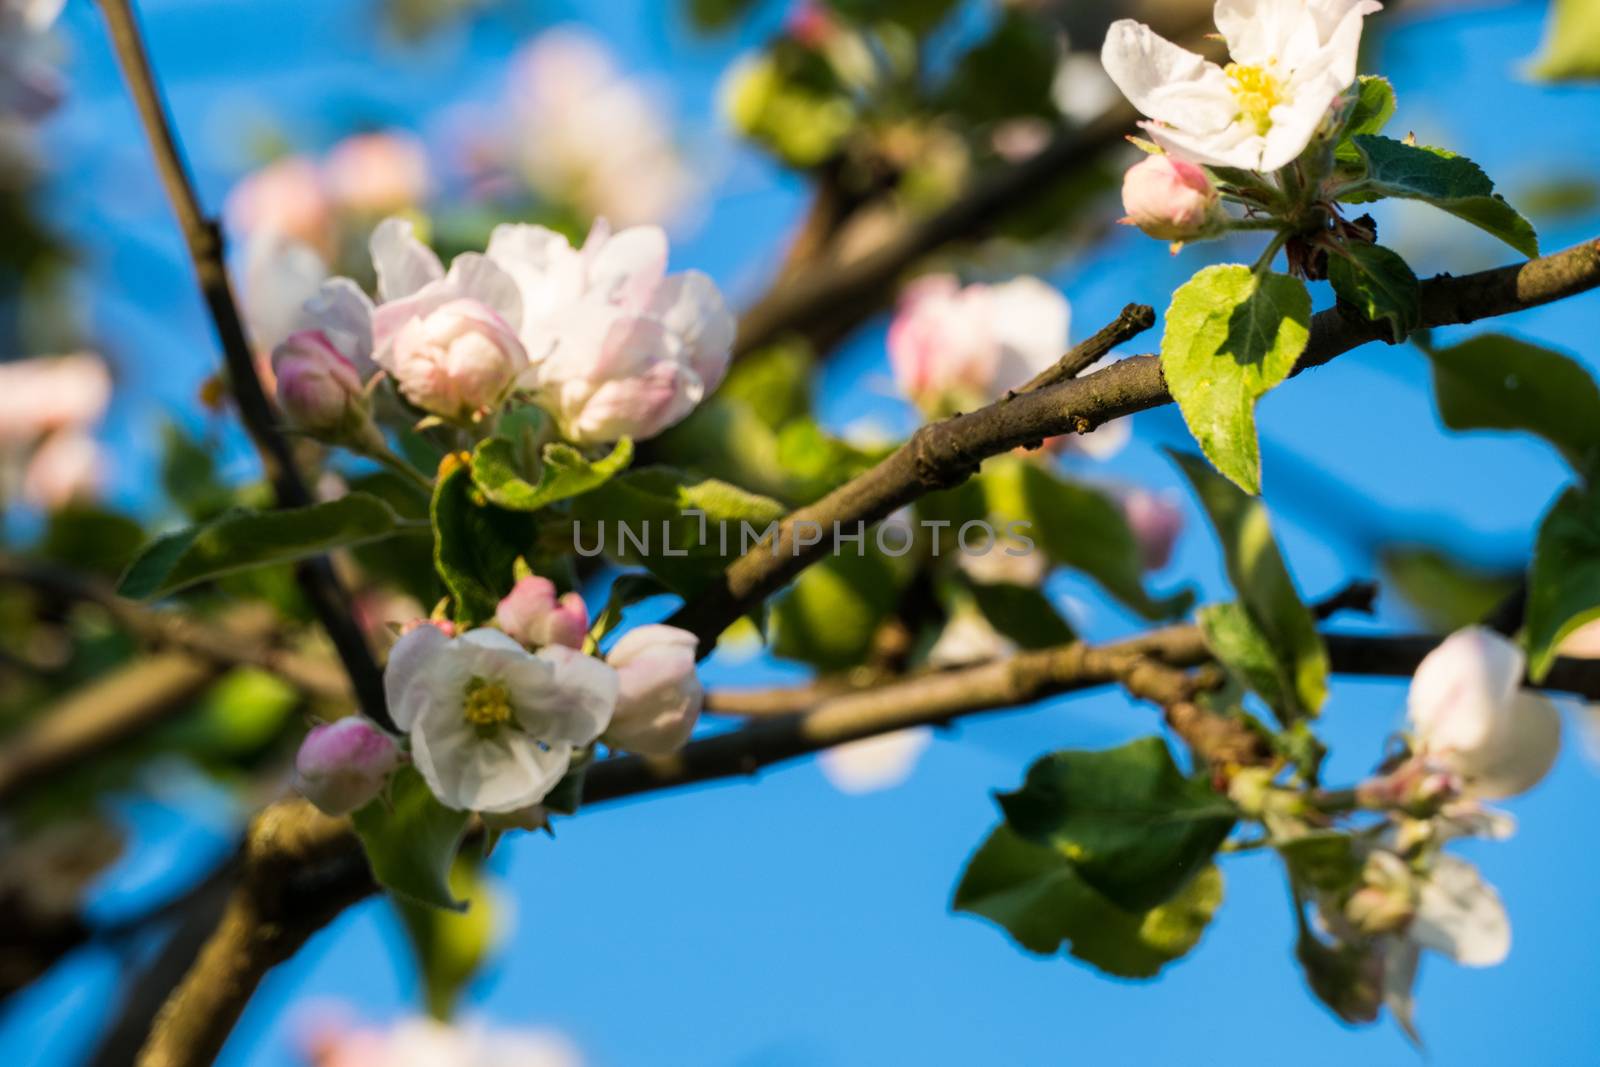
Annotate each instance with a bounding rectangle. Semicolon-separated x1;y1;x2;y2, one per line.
1225;62;1285;136
463;678;514;727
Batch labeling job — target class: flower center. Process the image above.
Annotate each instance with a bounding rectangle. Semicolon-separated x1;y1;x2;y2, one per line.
463;678;514;727
1225;63;1285;135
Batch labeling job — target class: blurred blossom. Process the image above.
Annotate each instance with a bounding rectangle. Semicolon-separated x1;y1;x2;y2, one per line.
225;155;335;258
990;118;1053;163
956;541;1049;587
240;232;330;353
323;130;431;218
301;1012;582;1067
507;28;694;226
819;728;932;794
0;0;66;179
783;0;840;49
927;607;1017;668
0;352;110;443
1120;487;1184;570
1051;49;1119;125
19;429;103;509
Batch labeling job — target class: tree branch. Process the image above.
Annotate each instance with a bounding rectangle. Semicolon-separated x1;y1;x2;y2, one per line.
94;0;388;730
668;237;1600;648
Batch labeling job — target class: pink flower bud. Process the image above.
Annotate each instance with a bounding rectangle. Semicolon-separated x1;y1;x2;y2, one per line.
603;624;702;755
293;717;403;815
1120;155;1220;241
389;298;527;418
271;330;366;432
496;576;588;650
1120;488;1183;571
323;131;431;218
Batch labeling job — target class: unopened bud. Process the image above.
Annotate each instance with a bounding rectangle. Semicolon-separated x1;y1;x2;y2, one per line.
293;717;403;816
1120;155;1222;242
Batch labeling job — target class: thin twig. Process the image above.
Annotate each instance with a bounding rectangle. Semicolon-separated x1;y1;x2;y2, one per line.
95;0;389;730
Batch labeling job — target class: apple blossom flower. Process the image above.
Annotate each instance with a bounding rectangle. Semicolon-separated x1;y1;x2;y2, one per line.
0;352;110;445
225;155;335;257
819;728;931;794
496;576;588;650
271;330;372;435
1120;154;1222;241
1120;487;1184;571
1407;627;1562;799
293;717;403;816
1100;0;1382;173
507;28;693;227
489;217;734;443
20;430;104;510
602;624;702;755
322;130;431;217
384;626;617;813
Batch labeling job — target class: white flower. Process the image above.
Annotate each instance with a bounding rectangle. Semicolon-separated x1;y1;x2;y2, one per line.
1100;0;1382;172
488;217;734;443
384;626;617;813
1407;853;1510;967
1408;627;1562;799
603;624;703;755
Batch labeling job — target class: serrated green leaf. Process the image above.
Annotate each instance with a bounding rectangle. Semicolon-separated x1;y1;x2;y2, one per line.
352;767;472;912
997;737;1234;912
1198;601;1297;718
393;860;498;1019
1526;483;1600;680
954;823;1222;978
118;493;408;600
1161;265;1311;495
1173;451;1328;719
432;456;536;627
471;436;633;512
1426;333;1600;472
1334;76;1396;163
1327;242;1421;343
1528;0;1600;81
1345;135;1539;257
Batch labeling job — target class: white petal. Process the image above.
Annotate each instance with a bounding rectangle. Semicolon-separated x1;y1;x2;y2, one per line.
1466;691;1562;799
819;728;931;794
583;222;668;309
1215;0;1320;69
1257;81;1342;172
370;217;444;302
646;270;736;393
239;233;327;351
1381;938;1422;1044
485;223;586;327
299;277;376;374
443;253;524;333
1410;854;1511;967
986;276;1070;393
1100;20;1237;133
411;709;571;813
1146;120;1265;170
383;625;451;732
533;645;619;745
1408;627;1525;750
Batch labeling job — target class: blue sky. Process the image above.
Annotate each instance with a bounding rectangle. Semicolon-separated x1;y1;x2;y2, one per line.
9;0;1600;1064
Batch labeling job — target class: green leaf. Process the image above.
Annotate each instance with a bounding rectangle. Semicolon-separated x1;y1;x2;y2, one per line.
1278;831;1362;893
941;10;1058;123
40;504;145;578
997;738;1234;912
1528;0;1600;81
770;547;910;670
1173;451;1328;719
161;422;235;521
1161;265;1312;495
1526;483;1600;680
118;493;408;600
1425;333;1600;472
1197;601;1299;719
432;455;536;627
393;860;498;1019
471;436;633;512
352;767;472;912
1379;545;1519;633
568;468;786;600
954;823;1223;979
974;457;1191;620
1334;75;1396;163
1326;242;1421;343
1345;135;1539;257
968;581;1075;649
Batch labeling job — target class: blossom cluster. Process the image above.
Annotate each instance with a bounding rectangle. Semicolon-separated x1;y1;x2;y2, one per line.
0;352;111;510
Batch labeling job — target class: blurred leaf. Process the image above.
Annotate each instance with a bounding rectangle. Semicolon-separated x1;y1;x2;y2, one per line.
997;738;1234;912
472;436;633;512
1516;175;1600;219
432;455;536;627
1333;76;1396;164
1528;0;1600;81
724;46;856;168
348;472;440;607
569;467;786;599
687;0;758;31
941;10;1057;123
775;418;889;501
118;494;409;600
161;668;300;761
1297;928;1382;1026
38;505;145;578
1162;265;1311;495
1344;136;1538;257
1527;483;1600;680
352;767;471;912
770;546;910;669
831;0;958;33
1278;831;1362;893
967;581;1075;649
1327;242;1421;343
954;823;1223;978
1425;333;1600;471
717;341;813;427
161;423;234;522
1174;451;1328;719
394;860;498;1019
1379;546;1518;632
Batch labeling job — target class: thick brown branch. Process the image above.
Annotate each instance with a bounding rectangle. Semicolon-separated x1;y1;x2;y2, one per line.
95;0;387;730
668;238;1600;648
